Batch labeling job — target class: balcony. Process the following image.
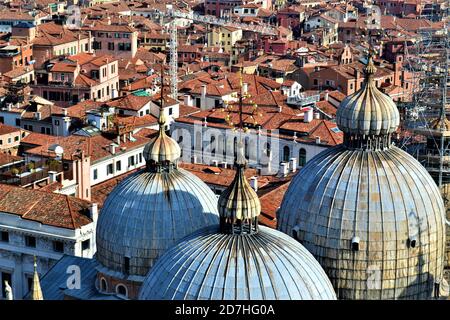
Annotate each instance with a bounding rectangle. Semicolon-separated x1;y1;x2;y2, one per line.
287;93;320;107
0;160;72;187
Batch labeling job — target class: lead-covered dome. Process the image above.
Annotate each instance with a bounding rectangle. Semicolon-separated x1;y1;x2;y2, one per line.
336;56;400;137
138;225;337;300
277;53;447;300
96;104;219;281
139;140;336;300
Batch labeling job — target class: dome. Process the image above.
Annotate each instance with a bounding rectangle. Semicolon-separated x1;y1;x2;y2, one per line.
138;138;336;300
277;53;447;300
336;56;400;137
138;225;337;300
96;102;219;280
143;113;181;163
96;168;220;276
278;145;446;299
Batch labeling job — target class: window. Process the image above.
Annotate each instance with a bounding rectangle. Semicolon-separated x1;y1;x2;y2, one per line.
108;42;114;50
82;239;90;251
128;155;135;167
139;153;142;163
93;169;98;180
107;163;113;175
53;240;64;253
168;108;173;115
15;118;20;126
116;161;121;171
124;257;130;274
1;231;9;242
100;278;108;292
299;148;306;167
54;120;60;126
283;146;290;162
25;235;36;248
116;284;127;297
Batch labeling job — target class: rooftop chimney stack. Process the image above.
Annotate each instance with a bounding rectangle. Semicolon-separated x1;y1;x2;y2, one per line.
289;158;297;173
303;108;313;123
279;162;289;177
250;176;258;192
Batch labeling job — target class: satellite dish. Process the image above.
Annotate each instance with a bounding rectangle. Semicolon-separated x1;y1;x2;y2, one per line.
48;144;64;157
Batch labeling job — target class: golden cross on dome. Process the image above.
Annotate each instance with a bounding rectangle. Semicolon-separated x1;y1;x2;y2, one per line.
221;67;261;133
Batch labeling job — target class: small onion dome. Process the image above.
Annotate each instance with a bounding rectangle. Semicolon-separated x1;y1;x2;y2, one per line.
218;142;261;234
430;117;450;131
138;225;337;300
336;55;400;137
143;112;181;163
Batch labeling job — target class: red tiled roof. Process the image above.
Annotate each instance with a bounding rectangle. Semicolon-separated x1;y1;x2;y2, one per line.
0;184;92;229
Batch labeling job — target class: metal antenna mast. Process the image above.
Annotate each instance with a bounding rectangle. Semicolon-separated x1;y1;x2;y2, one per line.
169;20;178;101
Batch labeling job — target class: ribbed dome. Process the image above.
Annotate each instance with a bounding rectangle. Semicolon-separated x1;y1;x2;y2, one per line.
336;56;400;137
277;53;447;299
138;225;337;300
277;145;446;299
143;113;181;163
96;168;219;277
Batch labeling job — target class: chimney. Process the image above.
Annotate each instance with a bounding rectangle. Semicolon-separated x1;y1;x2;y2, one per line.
122;134;127;143
314;112;321;119
201;84;207;98
183;94;193;107
63;109;68;116
250;176;258;191
354;68;360;79
211;159;219;166
324;91;329;101
128;131;133;141
289;157;297;173
88;203;98;223
315;136;321;144
116;135;121;145
303;108;313;123
192;155;198;164
279;162;289;177
48;171;58;182
278;105;282;113
34;112;41;120
242;82;249;94
110;143;116;154
220;161;228;168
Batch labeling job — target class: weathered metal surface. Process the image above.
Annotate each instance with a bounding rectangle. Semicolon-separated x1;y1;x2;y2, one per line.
278;54;447;300
278;144;446;299
96;167;220;277
138;225;337;300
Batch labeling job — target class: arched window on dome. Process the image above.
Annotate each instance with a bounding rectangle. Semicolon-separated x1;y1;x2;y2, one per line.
116;284;128;298
283;146;290;162
233;137;238;160
100;278;108;293
298;148;306;167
